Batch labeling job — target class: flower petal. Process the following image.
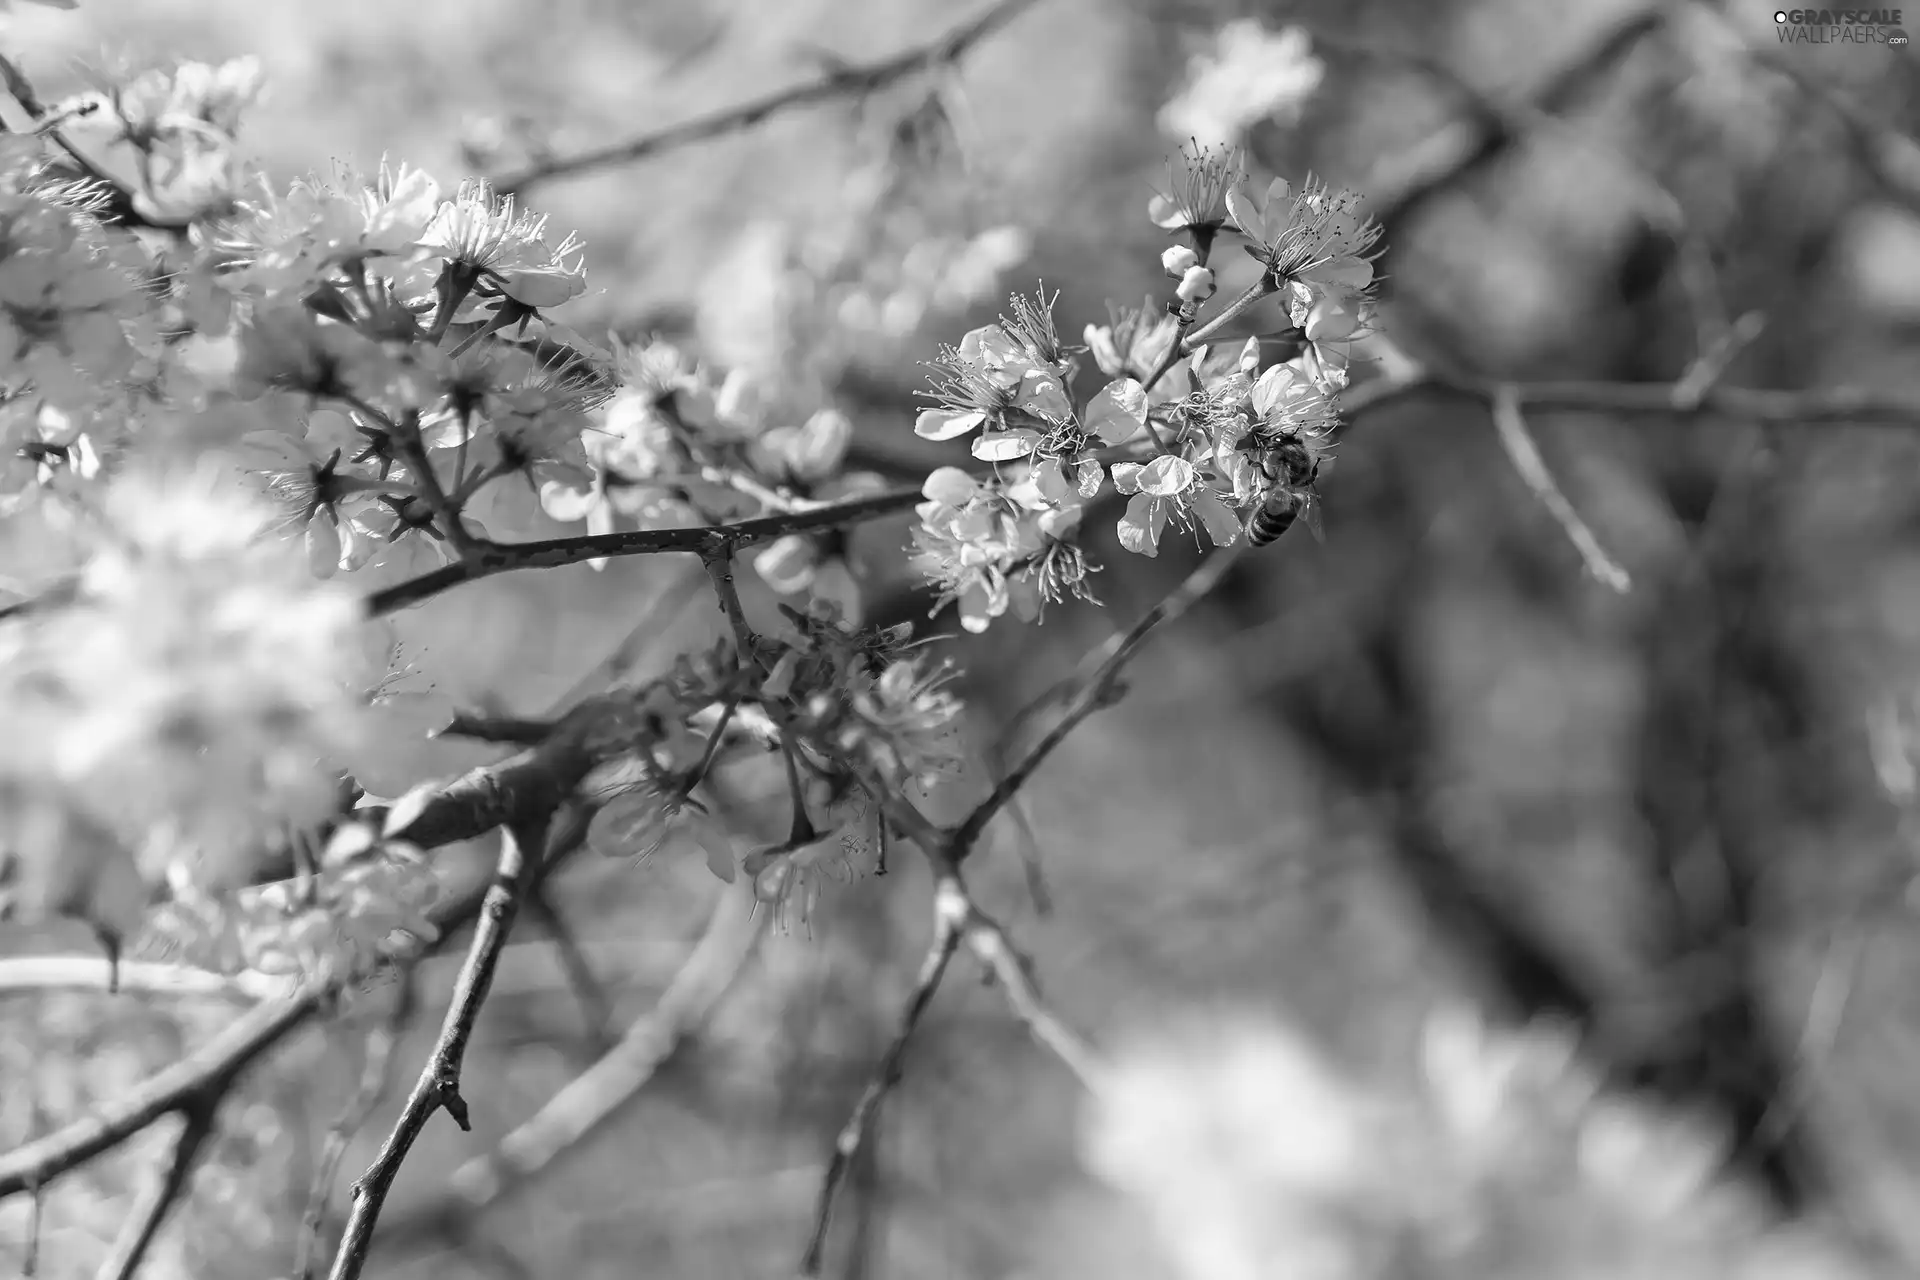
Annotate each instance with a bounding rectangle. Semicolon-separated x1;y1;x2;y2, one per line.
1138;454;1196;497
1191;488;1244;547
915;408;987;441
1225;183;1266;243
972;429;1040;462
922;466;979;506
1086;378;1148;445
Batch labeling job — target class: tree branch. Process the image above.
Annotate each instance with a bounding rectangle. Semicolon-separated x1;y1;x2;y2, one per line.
325;816;548;1280
365;485;924;617
1339;360;1920;428
492;0;1042;196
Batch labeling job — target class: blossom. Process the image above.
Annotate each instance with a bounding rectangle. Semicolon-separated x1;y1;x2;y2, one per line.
1082;1013;1377;1280
1227;173;1382;300
0;195;146;407
1084;298;1190;404
914;291;1075;452
1147;141;1245;241
0;462;377;893
418;179;588;313
1157;22;1325;149
236;408;393;577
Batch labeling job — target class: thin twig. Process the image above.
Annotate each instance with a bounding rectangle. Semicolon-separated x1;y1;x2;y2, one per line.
93;1098;219;1280
801;878;965;1276
293;976;419;1280
492;0;1042;195
955;543;1249;862
326;817;549;1280
1488;383;1631;592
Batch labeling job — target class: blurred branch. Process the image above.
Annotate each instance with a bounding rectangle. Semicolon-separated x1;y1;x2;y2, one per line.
1341;359;1920;427
326;816;549;1280
493;0;1042;196
523;883;619;1056
94;1098;218;1280
1488;384;1631;593
294;977;419;1280
1690;1;1920;218
1313;16;1731;362
0;956;278;1002
1365;6;1664;245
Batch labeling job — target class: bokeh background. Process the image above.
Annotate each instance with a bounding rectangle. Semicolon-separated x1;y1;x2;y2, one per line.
4;0;1920;1276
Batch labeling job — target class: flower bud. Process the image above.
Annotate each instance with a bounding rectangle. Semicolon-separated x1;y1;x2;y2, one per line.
1175;265;1216;305
1161;244;1200;278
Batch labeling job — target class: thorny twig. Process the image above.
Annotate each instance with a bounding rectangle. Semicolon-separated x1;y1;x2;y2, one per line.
492;0;1042;195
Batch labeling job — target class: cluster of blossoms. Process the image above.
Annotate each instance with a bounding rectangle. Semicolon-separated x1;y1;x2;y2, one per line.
1082;1008;1824;1280
905;143;1379;633
0;47;975;966
0;49;1369;974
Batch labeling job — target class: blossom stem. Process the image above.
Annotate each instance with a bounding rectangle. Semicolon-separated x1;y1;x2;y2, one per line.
445;308;514;360
426;265;477;346
1176;276;1280;355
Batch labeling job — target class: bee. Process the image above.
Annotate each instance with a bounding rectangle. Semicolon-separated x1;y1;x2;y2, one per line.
1242;429;1328;547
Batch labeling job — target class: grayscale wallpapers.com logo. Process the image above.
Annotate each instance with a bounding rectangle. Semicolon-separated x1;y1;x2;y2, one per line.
1774;7;1909;42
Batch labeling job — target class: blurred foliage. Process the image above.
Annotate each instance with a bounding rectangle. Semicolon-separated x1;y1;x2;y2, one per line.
3;0;1920;1276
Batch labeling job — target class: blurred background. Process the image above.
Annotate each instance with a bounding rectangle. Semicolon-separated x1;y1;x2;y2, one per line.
4;0;1920;1276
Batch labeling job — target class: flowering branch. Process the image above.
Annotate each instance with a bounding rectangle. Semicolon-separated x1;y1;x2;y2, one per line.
492;0;1042;195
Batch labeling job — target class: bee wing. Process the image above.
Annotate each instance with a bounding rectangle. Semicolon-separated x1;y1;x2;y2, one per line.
1299;493;1325;543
